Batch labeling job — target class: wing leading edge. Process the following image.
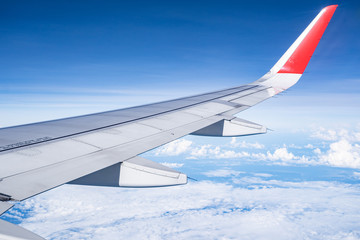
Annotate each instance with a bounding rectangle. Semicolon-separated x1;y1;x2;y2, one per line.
0;5;337;240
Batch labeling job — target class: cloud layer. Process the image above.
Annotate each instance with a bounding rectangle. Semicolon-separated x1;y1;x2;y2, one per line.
2;127;360;239
153;126;360;169
4;178;360;240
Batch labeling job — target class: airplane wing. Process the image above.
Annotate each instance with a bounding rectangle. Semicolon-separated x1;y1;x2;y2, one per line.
0;5;337;240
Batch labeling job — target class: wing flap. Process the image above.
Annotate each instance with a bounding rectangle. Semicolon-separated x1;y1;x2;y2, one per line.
119;156;187;187
70;156;186;187
191;117;266;137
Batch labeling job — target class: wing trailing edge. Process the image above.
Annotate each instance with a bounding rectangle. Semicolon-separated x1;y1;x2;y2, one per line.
191;117;266;137
70;156;187;188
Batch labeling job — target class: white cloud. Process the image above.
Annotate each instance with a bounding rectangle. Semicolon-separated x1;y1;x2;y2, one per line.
230;138;264;149
311;126;360;142
319;139;360;169
251;147;311;166
305;127;360;169
190;145;250;159
267;147;295;162
314;148;322;154
311;127;340;141
155;141;251;160
155;139;193;156
203;169;244;177
4;179;360;240
287;143;302;149
189;144;211;158
159;162;184;168
152;127;360;170
353;172;360;179
253;173;272;178
304;144;314;149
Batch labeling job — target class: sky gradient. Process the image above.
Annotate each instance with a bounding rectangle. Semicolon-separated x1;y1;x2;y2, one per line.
1;0;359;127
1;0;360;239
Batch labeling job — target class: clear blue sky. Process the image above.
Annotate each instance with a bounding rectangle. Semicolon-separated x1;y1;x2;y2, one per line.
0;0;359;91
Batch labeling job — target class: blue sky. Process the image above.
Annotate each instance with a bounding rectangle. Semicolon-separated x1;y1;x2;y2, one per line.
0;0;359;127
1;1;358;88
1;0;360;239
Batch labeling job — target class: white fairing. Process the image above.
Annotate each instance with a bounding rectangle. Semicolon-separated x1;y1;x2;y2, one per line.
192;117;267;137
119;157;187;187
70;156;188;188
257;73;302;92
223;118;267;136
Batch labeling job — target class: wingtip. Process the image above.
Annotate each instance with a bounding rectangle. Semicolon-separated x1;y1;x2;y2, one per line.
274;4;338;75
323;5;338;11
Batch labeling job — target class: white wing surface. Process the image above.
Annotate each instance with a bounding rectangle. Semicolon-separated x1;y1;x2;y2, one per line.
0;5;337;239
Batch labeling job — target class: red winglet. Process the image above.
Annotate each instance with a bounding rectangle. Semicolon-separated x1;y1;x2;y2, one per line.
278;5;338;74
